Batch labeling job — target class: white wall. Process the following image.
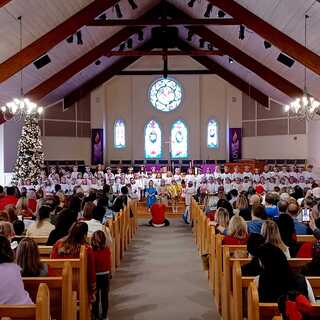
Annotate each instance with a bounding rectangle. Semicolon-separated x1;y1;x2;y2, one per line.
307;120;320;174
42;137;91;164
243;134;308;159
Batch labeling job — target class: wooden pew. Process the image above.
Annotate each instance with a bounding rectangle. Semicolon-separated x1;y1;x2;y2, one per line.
0;283;50;320
23;262;74;320
232;258;313;320
247;281;320;320
38;246;52;258
42;246;89;320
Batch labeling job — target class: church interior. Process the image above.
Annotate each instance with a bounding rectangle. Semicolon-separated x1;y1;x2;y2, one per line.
1;0;320;319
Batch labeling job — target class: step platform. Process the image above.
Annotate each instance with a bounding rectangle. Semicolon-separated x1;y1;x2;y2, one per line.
137;200;186;219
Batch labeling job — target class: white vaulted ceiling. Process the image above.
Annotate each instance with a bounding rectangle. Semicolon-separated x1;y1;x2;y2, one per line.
0;0;319;106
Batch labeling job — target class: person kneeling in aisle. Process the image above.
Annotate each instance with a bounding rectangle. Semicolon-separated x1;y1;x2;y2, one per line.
149;198;170;228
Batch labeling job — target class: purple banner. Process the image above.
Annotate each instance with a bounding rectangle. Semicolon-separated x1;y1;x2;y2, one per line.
91;128;103;165
229;128;242;162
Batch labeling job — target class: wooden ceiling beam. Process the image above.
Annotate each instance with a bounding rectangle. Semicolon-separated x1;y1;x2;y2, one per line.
177;39;270;108
26;2;164;102
64;41;154;108
0;0;11;8
26;27;141;101
208;0;320;77
88;18;239;26
0;0;119;84
188;26;303;98
118;70;214;75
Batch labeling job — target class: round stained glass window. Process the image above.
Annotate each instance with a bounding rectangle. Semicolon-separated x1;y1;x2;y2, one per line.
149;78;182;112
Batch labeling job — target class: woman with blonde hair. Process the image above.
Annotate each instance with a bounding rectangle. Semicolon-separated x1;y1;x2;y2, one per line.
223;215;248;245
236;194;251;221
16;197;33;218
213;207;230;234
261;220;290;259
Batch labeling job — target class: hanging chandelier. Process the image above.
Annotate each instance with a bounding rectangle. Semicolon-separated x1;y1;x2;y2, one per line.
0;16;43;122
284;14;320;120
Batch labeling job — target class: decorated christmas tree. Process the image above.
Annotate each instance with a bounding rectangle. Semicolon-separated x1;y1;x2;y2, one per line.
11;115;44;185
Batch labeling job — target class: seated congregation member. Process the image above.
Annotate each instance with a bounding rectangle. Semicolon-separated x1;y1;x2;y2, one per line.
287;203;310;235
46;208;77;246
27;190;37;214
0;221;16;246
247;204;267;234
277;213;300;257
241;233;265;276
50;222;96;301
26;206;55;237
235;194;251;221
0;235;33;304
278;200;289;215
264;193;279;218
16;238;48;277
91;230;112;320
0;187;18;211
79;202;96;221
149;199;170;227
300;242;320;277
255;243;315;303
211;207;230;234
261;220;291;258
216;198;234;218
111;186;128;213
0;210;9;222
16;197;34;218
145;180;157;211
222;215;248;245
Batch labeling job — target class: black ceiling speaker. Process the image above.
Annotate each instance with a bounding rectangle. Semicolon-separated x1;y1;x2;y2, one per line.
138;30;144;41
127;38;133;49
187;30;193;41
128;0;138;10
204;3;213;18
264;40;272;49
66;35;73;43
151;27;178;48
217;10;225;18
33;54;51;69
115;4;123;18
188;0;196;8
277;53;295;68
199;38;205;48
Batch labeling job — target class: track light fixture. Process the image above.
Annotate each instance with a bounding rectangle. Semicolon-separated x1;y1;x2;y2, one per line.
76;31;83;45
98;13;107;21
264;40;272;49
95;60;101;66
187;30;194;41
138;30;144;41
204;3;213;18
239;25;245;40
119;43;126;51
229;57;234;64
188;0;196;8
217;10;225;18
127;38;133;49
207;42;213;51
128;0;138;10
66;35;73;43
115;4;123;18
199;38;205;48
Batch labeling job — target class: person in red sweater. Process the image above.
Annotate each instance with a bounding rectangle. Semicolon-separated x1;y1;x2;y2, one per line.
222;215;248;245
91;230;112;320
50;222;96;301
0;187;18;211
149;199;170;227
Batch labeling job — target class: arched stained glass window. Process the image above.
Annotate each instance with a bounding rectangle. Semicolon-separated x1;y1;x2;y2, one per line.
114;119;126;148
171;120;188;158
207;119;218;148
145;120;162;159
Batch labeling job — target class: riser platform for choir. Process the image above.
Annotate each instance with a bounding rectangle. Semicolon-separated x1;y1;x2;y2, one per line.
136;200;186;218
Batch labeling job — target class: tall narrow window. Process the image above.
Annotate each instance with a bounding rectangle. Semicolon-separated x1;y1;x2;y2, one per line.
171;120;188;158
145;120;162;159
114;119;126;148
207;119;218;148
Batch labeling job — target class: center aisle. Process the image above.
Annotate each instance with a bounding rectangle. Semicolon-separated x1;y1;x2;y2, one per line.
109;219;220;320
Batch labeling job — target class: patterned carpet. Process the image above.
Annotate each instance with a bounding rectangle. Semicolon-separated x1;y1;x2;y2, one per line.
109;219;220;320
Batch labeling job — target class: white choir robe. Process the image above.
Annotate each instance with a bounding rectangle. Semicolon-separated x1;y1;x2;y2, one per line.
130;184;140;200
224;183;232;193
